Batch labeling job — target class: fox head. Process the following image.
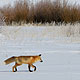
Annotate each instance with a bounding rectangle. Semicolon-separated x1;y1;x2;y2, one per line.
38;54;43;62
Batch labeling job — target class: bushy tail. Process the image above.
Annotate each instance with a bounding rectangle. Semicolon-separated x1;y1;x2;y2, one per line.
4;56;16;65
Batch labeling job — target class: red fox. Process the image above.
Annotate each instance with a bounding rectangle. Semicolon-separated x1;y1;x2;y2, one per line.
4;54;43;72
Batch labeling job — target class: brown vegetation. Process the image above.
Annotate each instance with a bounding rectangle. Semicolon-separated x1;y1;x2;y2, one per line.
0;0;80;25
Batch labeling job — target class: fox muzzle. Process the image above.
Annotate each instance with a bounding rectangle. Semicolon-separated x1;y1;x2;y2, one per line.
40;60;43;62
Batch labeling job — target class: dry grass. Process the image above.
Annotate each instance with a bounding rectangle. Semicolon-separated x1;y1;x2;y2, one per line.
0;0;80;25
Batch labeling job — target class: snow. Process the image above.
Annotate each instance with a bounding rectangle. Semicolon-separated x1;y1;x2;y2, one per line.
0;25;80;80
0;49;80;80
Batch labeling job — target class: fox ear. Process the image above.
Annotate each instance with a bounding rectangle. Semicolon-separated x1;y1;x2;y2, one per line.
39;54;41;56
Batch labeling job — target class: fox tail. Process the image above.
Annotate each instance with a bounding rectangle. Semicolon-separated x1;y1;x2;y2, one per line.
4;56;16;65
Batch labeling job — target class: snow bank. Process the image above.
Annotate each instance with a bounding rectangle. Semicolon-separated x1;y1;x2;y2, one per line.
0;24;80;44
0;25;80;58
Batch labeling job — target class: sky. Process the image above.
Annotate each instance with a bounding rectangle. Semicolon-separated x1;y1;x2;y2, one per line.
0;0;80;7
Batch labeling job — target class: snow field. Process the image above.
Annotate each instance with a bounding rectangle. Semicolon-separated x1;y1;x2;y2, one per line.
0;25;80;80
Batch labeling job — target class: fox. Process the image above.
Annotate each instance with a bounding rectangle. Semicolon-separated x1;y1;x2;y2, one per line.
4;54;43;72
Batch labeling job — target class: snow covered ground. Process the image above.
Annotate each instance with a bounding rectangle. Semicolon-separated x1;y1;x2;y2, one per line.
0;26;80;80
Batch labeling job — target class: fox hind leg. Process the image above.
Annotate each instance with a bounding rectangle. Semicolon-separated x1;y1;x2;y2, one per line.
15;67;17;72
12;63;22;72
12;65;16;72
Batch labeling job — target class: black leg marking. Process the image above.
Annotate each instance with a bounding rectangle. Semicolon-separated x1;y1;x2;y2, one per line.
15;68;17;72
34;66;36;71
28;64;33;72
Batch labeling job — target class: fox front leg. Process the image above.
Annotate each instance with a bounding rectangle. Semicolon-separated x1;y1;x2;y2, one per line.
28;64;33;72
31;64;36;71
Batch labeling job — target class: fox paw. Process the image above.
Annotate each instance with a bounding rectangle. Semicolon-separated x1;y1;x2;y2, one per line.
29;70;33;72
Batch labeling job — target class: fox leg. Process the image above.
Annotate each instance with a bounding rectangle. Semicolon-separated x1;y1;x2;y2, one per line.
12;63;22;72
31;64;36;71
28;64;33;72
14;63;18;72
15;67;17;72
12;65;16;72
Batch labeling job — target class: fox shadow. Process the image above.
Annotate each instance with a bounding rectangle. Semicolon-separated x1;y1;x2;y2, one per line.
0;70;29;72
